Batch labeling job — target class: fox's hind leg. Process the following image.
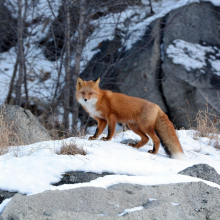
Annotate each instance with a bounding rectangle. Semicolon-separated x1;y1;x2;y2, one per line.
143;127;160;154
127;123;149;148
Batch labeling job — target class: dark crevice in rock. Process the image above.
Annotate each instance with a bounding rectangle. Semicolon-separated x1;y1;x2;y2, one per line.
52;171;114;186
158;16;172;119
0;190;22;204
23;109;30;119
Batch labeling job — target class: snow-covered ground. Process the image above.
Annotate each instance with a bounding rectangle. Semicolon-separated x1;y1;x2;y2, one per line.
0;130;220;198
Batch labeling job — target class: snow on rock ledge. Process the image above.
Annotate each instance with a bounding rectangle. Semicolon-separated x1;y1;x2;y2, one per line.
167;39;220;75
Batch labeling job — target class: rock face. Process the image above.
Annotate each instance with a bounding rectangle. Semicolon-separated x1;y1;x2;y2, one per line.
0;105;51;145
162;2;220;127
1;182;220;220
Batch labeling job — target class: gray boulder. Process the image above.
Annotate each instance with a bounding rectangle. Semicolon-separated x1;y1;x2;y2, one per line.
178;164;220;185
1;182;220;220
162;2;220;127
0;105;51;145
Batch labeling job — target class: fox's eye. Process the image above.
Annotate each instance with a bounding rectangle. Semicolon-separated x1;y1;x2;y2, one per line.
89;92;92;95
82;92;85;95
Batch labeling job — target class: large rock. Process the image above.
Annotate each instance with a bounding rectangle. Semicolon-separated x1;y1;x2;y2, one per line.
1;182;220;219
162;2;220;127
0;105;51;145
178;164;220;185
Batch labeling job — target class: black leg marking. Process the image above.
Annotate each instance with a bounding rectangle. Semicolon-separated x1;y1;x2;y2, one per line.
93;127;99;138
106;127;111;139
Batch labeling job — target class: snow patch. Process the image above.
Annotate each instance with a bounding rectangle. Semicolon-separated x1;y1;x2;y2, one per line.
118;206;144;216
0;199;11;214
167;39;220;75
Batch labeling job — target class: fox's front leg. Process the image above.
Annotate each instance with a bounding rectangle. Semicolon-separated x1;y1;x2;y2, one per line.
89;118;107;140
101;114;116;141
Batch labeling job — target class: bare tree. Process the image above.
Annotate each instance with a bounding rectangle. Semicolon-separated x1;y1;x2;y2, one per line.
71;0;86;133
15;0;25;105
63;0;71;131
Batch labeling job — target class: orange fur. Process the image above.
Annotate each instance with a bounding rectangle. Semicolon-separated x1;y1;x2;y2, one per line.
76;78;184;159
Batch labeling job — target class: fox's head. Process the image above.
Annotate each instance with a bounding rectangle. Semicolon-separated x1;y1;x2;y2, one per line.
76;78;100;105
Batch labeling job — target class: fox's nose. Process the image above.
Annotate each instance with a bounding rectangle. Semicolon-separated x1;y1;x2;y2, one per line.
84;99;87;102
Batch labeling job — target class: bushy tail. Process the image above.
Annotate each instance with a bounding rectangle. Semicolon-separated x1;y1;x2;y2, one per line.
155;109;184;160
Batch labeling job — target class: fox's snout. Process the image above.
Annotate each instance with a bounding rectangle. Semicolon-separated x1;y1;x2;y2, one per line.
84;99;87;102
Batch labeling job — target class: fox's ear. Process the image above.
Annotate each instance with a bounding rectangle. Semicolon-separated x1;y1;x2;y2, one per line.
76;78;84;90
93;78;100;89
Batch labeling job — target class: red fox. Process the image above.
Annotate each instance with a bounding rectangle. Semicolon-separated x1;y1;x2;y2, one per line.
76;78;184;159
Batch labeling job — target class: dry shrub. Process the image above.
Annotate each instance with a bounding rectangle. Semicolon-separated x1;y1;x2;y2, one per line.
195;110;219;137
0;113;23;155
213;141;220;150
57;140;86;156
193;110;220;149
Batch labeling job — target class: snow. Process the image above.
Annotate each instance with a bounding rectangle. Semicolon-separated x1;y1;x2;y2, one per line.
0;129;220;213
171;202;179;206
0;130;220;196
118;206;144;216
166;39;214;71
209;60;220;74
167;39;220;75
0;199;11;213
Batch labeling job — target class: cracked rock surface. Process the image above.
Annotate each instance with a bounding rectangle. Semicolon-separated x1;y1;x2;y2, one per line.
1;181;220;220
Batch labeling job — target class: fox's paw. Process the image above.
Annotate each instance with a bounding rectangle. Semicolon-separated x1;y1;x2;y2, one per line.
100;137;110;141
148;150;156;154
128;143;137;148
128;143;142;149
88;136;97;140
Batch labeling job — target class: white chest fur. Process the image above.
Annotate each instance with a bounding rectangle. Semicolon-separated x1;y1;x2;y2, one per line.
78;98;102;118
